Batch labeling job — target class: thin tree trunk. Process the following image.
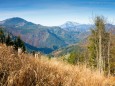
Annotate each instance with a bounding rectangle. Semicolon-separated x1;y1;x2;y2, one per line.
108;33;111;77
94;31;99;69
99;27;103;73
95;40;99;69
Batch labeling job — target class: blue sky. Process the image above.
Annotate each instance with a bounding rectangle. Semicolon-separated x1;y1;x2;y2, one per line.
0;0;115;26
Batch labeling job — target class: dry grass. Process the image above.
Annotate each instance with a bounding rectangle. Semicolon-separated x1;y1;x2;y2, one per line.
0;44;115;86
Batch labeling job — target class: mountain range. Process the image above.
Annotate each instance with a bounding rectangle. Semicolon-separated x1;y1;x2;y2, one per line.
0;17;114;54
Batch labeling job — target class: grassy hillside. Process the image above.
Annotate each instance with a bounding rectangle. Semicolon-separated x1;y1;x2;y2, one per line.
0;44;115;86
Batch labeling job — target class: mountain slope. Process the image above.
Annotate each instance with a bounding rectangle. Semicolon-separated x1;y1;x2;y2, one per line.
1;17;114;54
0;18;81;53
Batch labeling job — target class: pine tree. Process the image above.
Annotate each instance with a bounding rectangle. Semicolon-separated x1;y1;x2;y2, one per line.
88;16;111;74
0;28;5;44
6;34;12;46
14;36;26;52
68;52;78;64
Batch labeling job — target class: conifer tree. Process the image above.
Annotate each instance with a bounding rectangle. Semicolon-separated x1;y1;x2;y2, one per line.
88;16;111;74
14;36;26;52
0;28;5;44
6;34;12;46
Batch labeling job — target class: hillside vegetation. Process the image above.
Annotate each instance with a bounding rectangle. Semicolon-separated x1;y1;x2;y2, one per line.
0;44;115;86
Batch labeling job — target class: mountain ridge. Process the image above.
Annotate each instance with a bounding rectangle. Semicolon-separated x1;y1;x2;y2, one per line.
0;17;85;53
1;17;114;54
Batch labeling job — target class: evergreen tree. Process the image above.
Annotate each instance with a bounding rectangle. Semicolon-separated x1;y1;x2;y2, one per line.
88;16;111;74
6;34;12;46
68;52;77;64
0;28;5;44
67;52;85;65
14;36;26;52
22;42;26;52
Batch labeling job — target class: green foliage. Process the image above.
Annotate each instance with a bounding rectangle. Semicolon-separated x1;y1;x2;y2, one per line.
48;55;52;60
0;28;5;44
88;16;115;75
6;34;12;46
67;52;77;64
109;35;115;75
14;36;26;52
88;35;97;67
55;44;83;56
67;52;85;64
0;27;26;53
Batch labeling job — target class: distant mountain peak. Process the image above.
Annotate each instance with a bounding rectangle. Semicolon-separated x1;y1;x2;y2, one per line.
0;17;34;27
4;17;27;22
60;21;80;30
65;21;79;25
60;21;80;29
64;21;79;26
3;17;27;24
60;21;92;32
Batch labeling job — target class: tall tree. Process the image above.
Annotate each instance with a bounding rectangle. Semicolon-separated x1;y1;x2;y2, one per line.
0;28;5;44
88;16;110;74
14;36;26;52
6;34;12;46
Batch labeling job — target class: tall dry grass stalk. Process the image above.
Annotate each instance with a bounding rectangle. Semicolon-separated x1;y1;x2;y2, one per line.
0;44;115;86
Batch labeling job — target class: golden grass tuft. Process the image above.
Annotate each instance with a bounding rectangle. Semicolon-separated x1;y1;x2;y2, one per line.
0;44;115;86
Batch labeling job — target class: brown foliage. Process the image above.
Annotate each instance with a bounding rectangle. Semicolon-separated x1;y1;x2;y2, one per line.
0;44;114;86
